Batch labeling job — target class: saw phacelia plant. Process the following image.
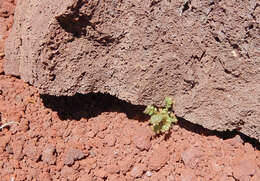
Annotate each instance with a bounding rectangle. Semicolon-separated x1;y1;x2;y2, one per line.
144;97;178;134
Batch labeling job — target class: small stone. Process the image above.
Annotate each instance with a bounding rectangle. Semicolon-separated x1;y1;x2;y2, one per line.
72;161;80;170
149;145;169;170
132;127;152;151
0;135;10;153
97;121;108;131
233;135;244;144
113;150;118;156
79;158;97;173
106;164;120;174
12;140;24;161
23;141;40;161
42;145;56;165
95;168;107;178
104;134;116;147
86;130;96;138
61;166;74;178
181;146;203;168
130;164;145;178
64;148;85;166
146;171;152;177
118;157;134;174
120;135;131;145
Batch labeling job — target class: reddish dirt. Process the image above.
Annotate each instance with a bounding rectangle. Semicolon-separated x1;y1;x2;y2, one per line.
0;0;17;74
1;1;260;181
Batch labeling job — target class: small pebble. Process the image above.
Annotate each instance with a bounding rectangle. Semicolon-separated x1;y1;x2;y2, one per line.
146;171;152;177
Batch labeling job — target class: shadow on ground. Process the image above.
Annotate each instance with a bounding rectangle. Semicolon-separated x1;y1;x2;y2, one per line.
41;92;148;121
178;118;260;150
41;92;260;150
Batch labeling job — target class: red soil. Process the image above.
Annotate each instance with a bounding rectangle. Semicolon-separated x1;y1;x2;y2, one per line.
0;1;260;181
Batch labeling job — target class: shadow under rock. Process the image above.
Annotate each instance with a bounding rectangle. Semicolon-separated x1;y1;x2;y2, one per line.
178;117;260;151
40;92;148;121
41;92;260;150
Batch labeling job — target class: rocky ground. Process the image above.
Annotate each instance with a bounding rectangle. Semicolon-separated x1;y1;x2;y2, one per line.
0;1;260;181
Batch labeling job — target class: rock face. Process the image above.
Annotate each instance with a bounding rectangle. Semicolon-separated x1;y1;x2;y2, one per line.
4;0;260;139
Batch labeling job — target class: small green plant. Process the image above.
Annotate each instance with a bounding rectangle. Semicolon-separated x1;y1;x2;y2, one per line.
144;97;178;134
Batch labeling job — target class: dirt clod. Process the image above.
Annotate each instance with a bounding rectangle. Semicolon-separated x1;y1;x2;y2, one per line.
181;146;204;168
64;148;85;166
133;126;152;151
11;140;24;161
129;164;145;178
104;134;116;147
42;144;57;165
149;144;170;171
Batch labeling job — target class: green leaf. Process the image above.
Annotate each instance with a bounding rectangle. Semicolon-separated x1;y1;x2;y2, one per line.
165;97;173;109
166;116;173;123
144;105;157;116
170;113;178;123
161;109;168;114
161;122;171;132
150;114;163;125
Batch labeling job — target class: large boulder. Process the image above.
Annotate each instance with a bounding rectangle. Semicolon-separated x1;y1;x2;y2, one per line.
4;0;260;140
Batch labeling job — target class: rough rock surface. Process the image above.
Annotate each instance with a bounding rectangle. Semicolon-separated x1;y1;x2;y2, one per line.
4;0;260;139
